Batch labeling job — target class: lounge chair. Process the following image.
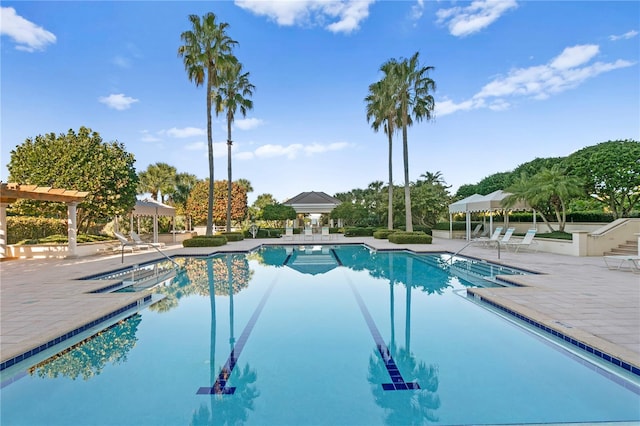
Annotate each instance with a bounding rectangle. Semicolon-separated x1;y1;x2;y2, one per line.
321;226;330;240
504;229;538;252
473;226;503;246
604;255;640;273
284;227;294;240
114;231;150;262
130;231;164;248
304;227;313;241
497;227;516;246
470;224;483;238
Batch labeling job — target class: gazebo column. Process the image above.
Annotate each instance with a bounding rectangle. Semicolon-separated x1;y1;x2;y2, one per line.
66;202;78;258
0;203;8;258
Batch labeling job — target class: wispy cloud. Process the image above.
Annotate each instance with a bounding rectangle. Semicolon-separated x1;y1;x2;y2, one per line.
235;117;265;130
609;29;639;41
165;127;206;138
0;6;56;52
140;130;162;143
234;0;375;34
98;93;139;110
410;0;425;21
436;0;517;37
113;55;131;69
436;44;635;116
241;141;351;160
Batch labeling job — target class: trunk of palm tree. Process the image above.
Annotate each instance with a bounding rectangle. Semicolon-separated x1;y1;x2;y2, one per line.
387;131;394;230
402;116;413;232
206;72;215;236
207;259;217;400
226;118;232;232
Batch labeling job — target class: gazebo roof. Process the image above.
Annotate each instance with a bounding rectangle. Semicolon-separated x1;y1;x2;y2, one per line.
283;191;341;214
132;198;175;216
0;182;89;204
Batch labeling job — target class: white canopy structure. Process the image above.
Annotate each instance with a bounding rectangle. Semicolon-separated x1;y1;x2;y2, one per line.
131;199;176;243
448;190;533;240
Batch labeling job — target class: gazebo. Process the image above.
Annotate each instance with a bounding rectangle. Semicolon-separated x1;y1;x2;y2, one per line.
129;198;176;244
0;182;89;258
283;191;342;228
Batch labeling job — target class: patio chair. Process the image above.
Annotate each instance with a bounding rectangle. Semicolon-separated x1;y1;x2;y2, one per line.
321;226;330;240
130;231;165;248
497;227;516;246
504;229;538;252
473;226;503;246
604;255;640;273
114;231;150;262
470;224;483;238
304;227;313;241
284;227;294;240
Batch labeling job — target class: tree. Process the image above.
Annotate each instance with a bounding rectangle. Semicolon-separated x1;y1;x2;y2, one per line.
330;202;370;227
186;180;247;227
250;193;277;221
7;127;138;232
137;162;176;202
563;140;640;218
179;13;237;236
411;171;451;227
215;59;255;232
169;172;198;211
261;203;297;227
381;52;436;232
366;68;399;230
235;178;253;194
504;166;583;232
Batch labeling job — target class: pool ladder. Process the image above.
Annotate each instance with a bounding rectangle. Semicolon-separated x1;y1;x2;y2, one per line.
449;239;501;263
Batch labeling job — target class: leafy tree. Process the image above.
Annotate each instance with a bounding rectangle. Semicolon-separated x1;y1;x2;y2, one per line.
169;172;198;212
261;203;297;227
330;202;370;226
563;140;640;218
137;162;176;202
235;178;253;194
249;193;277;221
7;127;137;232
186;180;247;226
179;13;237;235
366;69;399;230
454;184;479;199
504;166;583;232
378;52;436;232
474;171;513;195
215;59;255;232
411;171;451;227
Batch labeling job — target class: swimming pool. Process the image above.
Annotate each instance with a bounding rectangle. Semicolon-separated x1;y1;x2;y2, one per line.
1;245;638;425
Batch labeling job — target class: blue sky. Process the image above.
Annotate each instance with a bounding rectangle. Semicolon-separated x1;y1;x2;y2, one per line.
2;1;638;204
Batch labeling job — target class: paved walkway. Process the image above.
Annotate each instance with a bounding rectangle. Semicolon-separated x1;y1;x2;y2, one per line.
1;235;638;375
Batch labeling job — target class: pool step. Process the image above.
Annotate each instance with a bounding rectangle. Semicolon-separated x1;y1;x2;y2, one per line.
603;240;638;256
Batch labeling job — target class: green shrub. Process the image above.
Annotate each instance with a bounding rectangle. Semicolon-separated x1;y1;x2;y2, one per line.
373;229;397;239
7;216;67;244
217;231;244;242
183;236;227;247
388;231;432;244
242;228;284;238
344;227;376;237
15;234;113;245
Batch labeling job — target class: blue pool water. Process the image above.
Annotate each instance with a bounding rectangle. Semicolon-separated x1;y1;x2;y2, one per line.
1;245;638;425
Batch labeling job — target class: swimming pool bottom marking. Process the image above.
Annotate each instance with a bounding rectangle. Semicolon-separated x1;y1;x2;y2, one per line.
346;278;420;391
197;279;277;395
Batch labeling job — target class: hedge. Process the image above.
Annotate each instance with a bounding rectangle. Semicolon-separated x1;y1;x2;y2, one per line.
388;231;432;244
344;227;376;237
217;231;244;242
373;229;397;239
183;236;227;247
15;234;113;245
6;216;67;244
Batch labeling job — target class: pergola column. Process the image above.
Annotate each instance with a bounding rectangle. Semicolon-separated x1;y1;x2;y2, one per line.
0;203;8;258
66;202;78;258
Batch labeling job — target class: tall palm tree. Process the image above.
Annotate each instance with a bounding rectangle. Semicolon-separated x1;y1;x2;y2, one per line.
215;60;255;232
386;52;436;232
137;162;176;202
178;13;237;235
365;69;399;230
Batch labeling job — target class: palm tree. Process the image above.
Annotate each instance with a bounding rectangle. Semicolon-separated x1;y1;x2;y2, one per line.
179;13;237;235
137;162;176;202
365;69;399;230
215;60;255;232
385;52;436;232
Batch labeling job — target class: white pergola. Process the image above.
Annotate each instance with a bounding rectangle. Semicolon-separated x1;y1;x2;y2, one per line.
283;191;342;227
0;183;89;258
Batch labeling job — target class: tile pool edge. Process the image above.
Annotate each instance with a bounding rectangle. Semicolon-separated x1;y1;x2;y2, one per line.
467;288;640;378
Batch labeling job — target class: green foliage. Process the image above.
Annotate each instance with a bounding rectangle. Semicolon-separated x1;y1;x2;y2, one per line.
138;162;176;202
373;229;397;239
7;127;138;232
15;234;112;245
388;231;432;244
344;227;376;237
536;231;572;240
182;235;227;247
262;203;297;221
6;216;67;244
242;227;283;238
563;139;640;218
433;221;481;231
217;231;244;241
330;202;370;226
185;180;247;225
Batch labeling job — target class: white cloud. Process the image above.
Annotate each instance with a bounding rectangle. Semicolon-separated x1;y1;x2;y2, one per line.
437;43;635;116
235;151;255;160
184;141;206;151
98;93;139;110
113;55;131;69
436;0;517;37
250;141;350;160
140;130;161;143
0;7;56;52
609;30;639;41
235;117;264;130
234;0;375;34
165;127;206;138
410;0;424;21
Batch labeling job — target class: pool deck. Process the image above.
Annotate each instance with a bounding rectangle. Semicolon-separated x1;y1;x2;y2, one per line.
1;235;638;375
